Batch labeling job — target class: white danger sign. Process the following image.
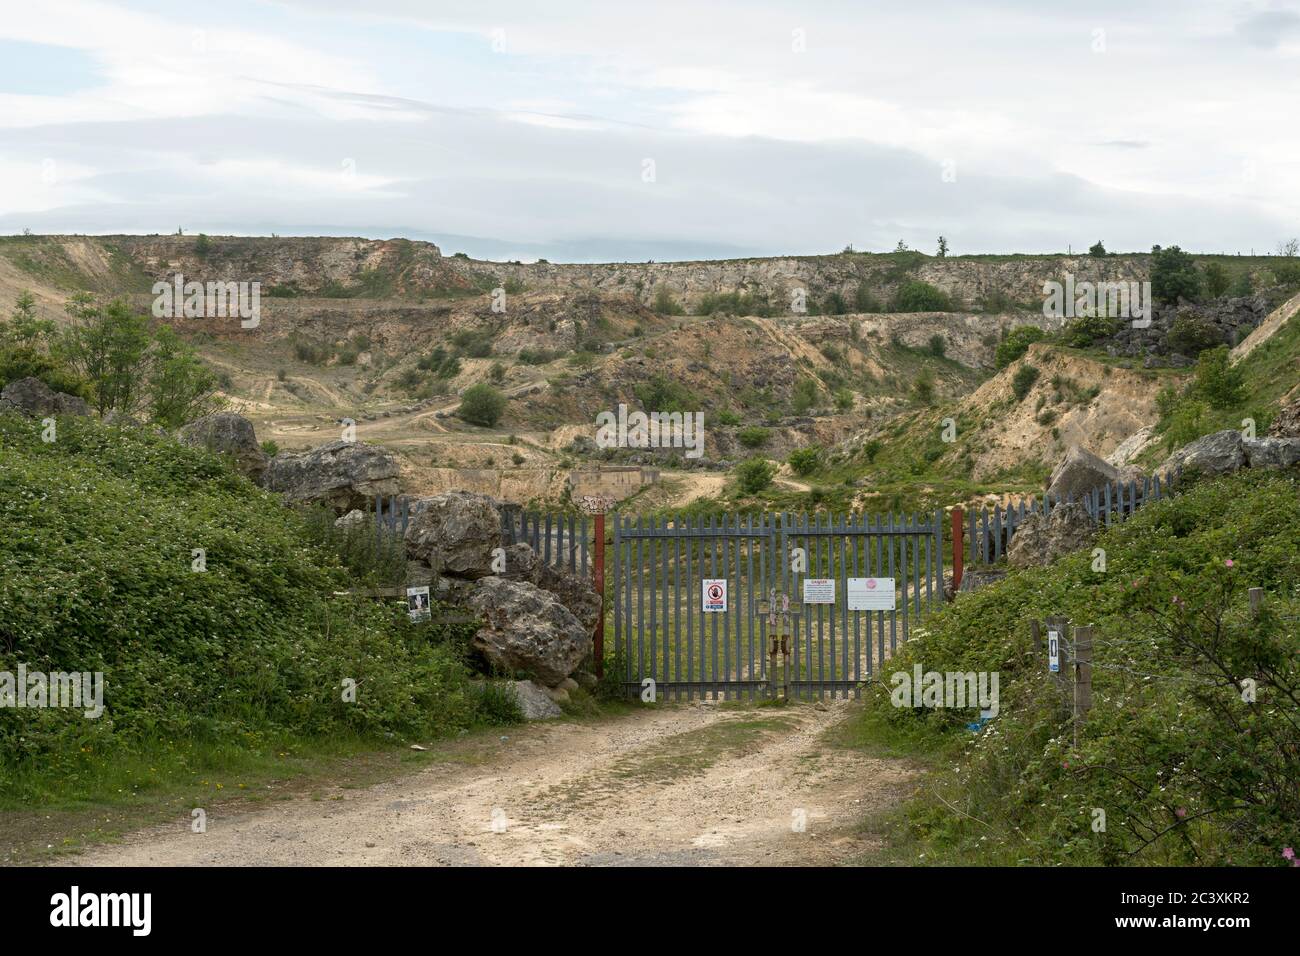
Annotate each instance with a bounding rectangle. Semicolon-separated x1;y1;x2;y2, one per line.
802;578;836;604
702;578;728;613
847;577;896;611
1048;629;1061;673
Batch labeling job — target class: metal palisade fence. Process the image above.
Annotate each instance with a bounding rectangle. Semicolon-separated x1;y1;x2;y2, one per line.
613;511;945;702
967;470;1181;565
500;504;593;576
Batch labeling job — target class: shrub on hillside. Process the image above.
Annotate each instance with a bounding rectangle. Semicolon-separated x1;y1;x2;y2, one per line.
994;326;1045;368
456;383;507;427
1061;313;1118;348
1151;244;1202;305
1011;363;1040;401
737;426;769;448
788;446;820;476
1168;312;1222;356
1192;346;1245;409
735;456;775;494
0;417;501;799
891;281;952;313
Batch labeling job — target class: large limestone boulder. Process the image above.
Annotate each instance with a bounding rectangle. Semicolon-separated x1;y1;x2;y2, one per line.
1046;445;1121;501
1161;429;1245;478
1243;437;1300;470
0;377;90;417
263;440;400;513
178;411;268;482
405;491;502;579
467;577;592;686
536;563;602;635
1006;501;1097;569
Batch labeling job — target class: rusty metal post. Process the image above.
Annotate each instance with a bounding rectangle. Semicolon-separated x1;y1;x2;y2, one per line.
593;512;606;678
951;507;964;593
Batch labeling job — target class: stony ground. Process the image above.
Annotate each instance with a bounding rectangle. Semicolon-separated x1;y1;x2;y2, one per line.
67;701;914;867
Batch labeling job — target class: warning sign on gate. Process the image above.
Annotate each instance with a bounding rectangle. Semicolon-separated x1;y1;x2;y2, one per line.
802;578;836;604
702;578;728;613
847;577;896;611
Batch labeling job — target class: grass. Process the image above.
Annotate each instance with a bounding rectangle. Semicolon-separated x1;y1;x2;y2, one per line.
605;714;795;785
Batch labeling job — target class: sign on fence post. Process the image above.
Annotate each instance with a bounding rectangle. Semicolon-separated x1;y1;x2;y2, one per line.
801;578;835;605
847;577;896;611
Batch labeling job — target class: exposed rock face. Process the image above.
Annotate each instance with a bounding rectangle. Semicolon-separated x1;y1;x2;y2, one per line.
1162;430;1246;477
467;577;592;687
334;509;369;531
178;412;268;482
263;440;400;512
957;569;1008;592
498;542;539;582
0;377;90;417
1006;502;1097;569
1106;296;1271;365
1046;445;1122;501
404;491;503;578
1268;397;1300;439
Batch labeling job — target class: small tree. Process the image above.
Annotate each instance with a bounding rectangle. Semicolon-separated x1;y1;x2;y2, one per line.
936;236;949;258
61;295;153;416
1276;238;1299;258
1089;240;1107;258
1192;346;1245;409
1151;245;1202;305
994;325;1045;368
456;382;507;427
1011;363;1040;401
147;325;222;427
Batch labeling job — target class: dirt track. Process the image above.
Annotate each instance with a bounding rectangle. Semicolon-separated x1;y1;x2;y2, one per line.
69;701;913;867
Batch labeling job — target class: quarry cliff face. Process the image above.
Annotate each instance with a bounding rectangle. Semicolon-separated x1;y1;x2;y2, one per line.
101;235;1146;314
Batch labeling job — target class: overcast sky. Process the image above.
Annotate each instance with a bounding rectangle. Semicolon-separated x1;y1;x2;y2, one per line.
1;0;1298;261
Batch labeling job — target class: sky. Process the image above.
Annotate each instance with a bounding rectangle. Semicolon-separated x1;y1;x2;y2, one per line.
0;0;1298;262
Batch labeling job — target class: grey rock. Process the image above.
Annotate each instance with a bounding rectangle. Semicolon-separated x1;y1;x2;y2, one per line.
1006;501;1097;569
1267;397;1300;439
334;508;369;530
404;491;502;579
535;562;602;635
1243;437;1300;470
505;680;563;720
957;569;1007;592
467;577;592;686
179;412;269;482
0;377;91;417
263;439;400;513
1046;445;1123;501
498;542;540;582
1162;429;1246;477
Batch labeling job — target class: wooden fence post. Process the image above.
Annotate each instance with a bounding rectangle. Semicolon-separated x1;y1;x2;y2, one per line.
1073;624;1093;750
1249;587;1264;618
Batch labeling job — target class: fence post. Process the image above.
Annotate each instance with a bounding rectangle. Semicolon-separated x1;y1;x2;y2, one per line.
593;511;606;678
1073;624;1093;750
1249;587;1264;617
951;507;964;593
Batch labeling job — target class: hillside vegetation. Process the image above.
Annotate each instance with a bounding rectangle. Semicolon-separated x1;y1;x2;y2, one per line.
0;413;515;806
847;468;1300;866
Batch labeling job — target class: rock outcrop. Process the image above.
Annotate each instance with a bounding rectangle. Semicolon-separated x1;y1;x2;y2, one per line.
467;577;592;687
263;440;400;512
405;491;503;579
178;412;268;482
1006;501;1097;569
0;377;91;417
1046;445;1122;501
1161;430;1246;477
1267;396;1300;439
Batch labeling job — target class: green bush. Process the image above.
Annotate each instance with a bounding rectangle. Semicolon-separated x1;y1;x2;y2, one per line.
1168;312;1222;356
1151;244;1202;305
891;281;952;313
994;326;1045;368
737;426;769;448
1011;363;1040;401
1202;262;1231;299
456;383;507;427
634;374;699;414
1061;313;1118;347
1191;346;1245;409
735;456;775;494
787;446;821;476
791;377;819;414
